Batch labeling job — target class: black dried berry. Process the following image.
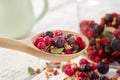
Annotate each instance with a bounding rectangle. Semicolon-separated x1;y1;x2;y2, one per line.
97;62;109;74
80;64;92;72
117;15;120;25
89;72;99;80
44;31;53;37
70;44;80;51
53;36;65;48
105;14;113;23
94;24;104;36
111;40;120;51
65;34;73;39
89;38;96;46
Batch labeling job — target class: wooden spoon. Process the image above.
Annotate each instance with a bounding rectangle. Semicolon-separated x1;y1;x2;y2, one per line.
0;30;89;62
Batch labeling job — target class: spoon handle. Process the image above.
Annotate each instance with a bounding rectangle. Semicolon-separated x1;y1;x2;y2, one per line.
0;37;28;51
0;37;49;60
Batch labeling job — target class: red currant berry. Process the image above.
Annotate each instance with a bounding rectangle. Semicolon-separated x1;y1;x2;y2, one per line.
37;42;46;49
95;56;101;62
33;37;43;46
79;43;85;49
101;37;109;45
112;12;118;17
64;68;74;76
78;72;87;77
65;50;72;54
87;31;94;39
79;58;89;65
43;36;52;45
117;69;120;75
64;64;71;70
74;36;82;45
55;30;63;36
88;55;96;61
90;63;98;70
77;77;83;80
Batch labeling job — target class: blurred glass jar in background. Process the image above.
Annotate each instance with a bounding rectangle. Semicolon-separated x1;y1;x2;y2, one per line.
77;0;120;23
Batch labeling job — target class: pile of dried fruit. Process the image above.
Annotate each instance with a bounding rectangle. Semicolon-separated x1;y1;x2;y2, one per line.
63;58;120;80
80;13;120;64
33;30;85;54
27;60;120;80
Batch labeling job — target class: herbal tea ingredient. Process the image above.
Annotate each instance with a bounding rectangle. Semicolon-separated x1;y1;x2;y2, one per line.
33;30;85;55
80;12;120;64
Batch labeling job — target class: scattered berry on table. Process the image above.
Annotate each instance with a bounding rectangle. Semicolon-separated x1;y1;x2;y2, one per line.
97;62;109;74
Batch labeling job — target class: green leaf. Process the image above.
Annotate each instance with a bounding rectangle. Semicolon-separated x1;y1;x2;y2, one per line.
51;48;64;54
28;67;35;75
83;51;88;58
102;27;115;40
69;36;75;44
104;26;116;32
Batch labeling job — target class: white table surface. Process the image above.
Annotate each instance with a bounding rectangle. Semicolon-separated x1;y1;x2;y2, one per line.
0;0;119;80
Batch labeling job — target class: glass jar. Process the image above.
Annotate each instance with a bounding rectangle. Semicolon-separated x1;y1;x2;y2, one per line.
77;0;120;68
77;0;120;23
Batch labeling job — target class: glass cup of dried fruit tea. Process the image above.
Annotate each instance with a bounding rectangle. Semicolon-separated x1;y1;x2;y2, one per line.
32;30;89;61
79;12;120;66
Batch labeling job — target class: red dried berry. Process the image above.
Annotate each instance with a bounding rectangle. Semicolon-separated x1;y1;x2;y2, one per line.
88;55;95;61
98;49;106;57
116;69;120;75
112;12;118;17
64;64;71;70
79;43;85;49
113;29;120;39
95;56;101;62
37;42;46;49
112;51;120;57
90;63;98;70
77;77;84;80
74;36;82;45
43;36;52;45
55;30;63;36
79;58;89;65
108;57;114;63
64;68;75;76
78;72;87;77
87;31;94;39
101;37;109;45
72;67;78;73
34;37;43;46
80;26;89;36
65;50;72;54
87;49;95;55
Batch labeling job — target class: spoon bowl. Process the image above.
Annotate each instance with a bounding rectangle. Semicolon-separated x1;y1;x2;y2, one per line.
0;30;89;62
